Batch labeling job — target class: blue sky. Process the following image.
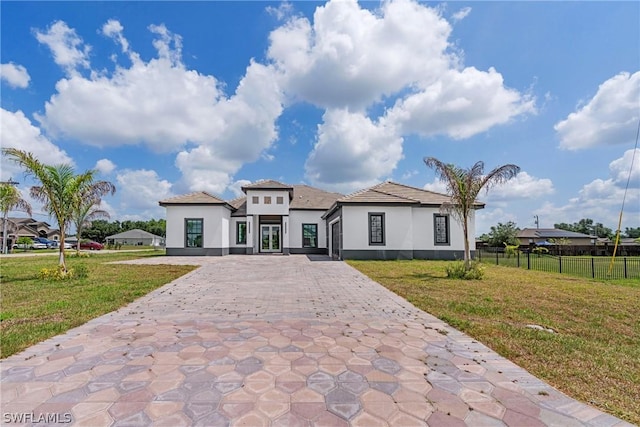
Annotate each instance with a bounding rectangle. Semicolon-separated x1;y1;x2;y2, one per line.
1;0;638;235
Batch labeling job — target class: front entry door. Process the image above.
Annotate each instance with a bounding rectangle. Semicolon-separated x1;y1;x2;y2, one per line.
260;225;281;253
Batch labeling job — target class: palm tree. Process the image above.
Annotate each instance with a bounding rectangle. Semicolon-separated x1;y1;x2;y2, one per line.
2;148;115;271
0;183;32;254
424;157;520;270
73;199;113;255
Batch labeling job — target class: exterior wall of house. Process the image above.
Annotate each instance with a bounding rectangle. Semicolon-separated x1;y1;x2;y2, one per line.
229;216;248;254
289;210;329;254
246;190;290;215
411;207;470;260
341;205;414;260
165;205;231;255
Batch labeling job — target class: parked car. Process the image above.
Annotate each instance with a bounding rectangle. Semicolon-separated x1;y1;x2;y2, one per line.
72;241;104;250
12;238;48;250
50;241;73;249
33;237;55;248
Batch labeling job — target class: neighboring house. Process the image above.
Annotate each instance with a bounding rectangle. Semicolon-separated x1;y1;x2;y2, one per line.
105;229;165;246
517;228;599;255
0;217;61;249
160;180;484;260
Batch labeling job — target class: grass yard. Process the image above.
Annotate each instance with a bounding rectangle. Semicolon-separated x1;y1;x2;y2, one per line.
348;260;640;425
0;252;197;358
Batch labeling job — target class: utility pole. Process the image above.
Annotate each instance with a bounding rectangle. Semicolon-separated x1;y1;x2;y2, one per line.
1;178;20;254
534;215;539;229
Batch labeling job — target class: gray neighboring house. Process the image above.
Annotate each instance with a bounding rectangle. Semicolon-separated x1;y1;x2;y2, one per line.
160;180;484;260
105;229;165;247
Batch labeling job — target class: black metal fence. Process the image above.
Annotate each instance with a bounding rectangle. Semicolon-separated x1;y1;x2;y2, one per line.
476;250;640;280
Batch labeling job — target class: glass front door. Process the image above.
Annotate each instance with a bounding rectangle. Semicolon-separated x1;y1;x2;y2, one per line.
260;225;281;252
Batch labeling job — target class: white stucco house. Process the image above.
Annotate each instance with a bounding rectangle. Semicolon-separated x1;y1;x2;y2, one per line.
159;180;484;260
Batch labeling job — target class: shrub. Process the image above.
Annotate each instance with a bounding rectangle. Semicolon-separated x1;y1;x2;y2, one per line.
445;261;485;280
39;266;74;280
532;246;549;256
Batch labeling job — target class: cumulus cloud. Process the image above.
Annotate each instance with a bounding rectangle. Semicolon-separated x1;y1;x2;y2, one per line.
269;0;534;190
0;109;73;181
386;67;536;139
35;20;284;194
555;71;640;150
538;150;640;229
609;148;640;187
34;20;91;73
268;0;453;109
228;179;252;198
423;171;553;202
95;158;116;175
116;169;173;217
305;109;403;192
0;63;31;88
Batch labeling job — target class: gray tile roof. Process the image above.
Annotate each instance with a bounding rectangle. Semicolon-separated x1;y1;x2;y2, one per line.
227;185;343;215
241;180;293;191
106;229;162;239
159;191;227;205
337;181;483;207
518;228;595;239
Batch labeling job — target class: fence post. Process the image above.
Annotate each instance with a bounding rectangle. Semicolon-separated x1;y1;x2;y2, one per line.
559;256;562;274
496;250;499;265
527;251;530;270
517;251;520;268
591;257;595;279
624;257;627;279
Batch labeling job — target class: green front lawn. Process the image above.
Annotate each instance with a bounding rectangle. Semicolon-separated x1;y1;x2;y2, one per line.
348;260;640;425
0;252;196;358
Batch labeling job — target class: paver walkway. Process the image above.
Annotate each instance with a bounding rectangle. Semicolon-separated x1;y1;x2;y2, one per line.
1;255;631;426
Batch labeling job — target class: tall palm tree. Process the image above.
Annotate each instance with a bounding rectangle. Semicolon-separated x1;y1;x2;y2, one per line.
0;183;32;254
424;157;520;269
73;199;113;255
2;148;115;271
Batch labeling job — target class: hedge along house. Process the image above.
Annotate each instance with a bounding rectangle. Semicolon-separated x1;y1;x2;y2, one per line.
159;180;484;260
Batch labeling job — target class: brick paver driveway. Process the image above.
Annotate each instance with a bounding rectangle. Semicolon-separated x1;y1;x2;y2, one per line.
1;255;630;426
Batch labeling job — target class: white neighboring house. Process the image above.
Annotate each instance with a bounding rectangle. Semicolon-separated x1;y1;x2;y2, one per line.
105;229;165;247
159;180;484;260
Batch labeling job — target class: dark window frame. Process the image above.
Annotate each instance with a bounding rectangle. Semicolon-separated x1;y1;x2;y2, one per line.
368;212;385;246
433;214;450;245
264;196;272;204
236;221;247;244
252;196;259;204
302;223;318;248
185;218;203;248
276;196;284;205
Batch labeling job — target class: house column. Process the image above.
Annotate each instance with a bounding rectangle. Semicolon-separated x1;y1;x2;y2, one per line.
282;215;290;255
246;215;254;255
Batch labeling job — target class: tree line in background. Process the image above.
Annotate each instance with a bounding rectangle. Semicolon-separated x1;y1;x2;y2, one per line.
479;219;640;247
81;219;166;243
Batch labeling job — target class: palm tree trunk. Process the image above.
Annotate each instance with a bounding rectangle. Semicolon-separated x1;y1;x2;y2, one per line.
58;227;67;271
2;210;8;254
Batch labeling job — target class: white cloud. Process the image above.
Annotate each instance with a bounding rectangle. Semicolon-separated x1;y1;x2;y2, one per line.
34;20;91;73
305;109;403;193
268;0;453;109
609;148;640;187
116;169;173;218
0;109;73;181
266;2;295;21
0;63;31;88
487;171;555;201
452;7;472;23
269;0;534;190
36;21;284;195
555;71;640;150
228;180;252;198
95;159;116;175
385;67;536;139
476;208;518;235
423;170;552;201
537;150;640;230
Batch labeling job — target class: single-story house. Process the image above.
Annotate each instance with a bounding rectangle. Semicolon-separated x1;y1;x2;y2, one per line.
159;180;484;260
517;228;600;255
105;229;165;247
